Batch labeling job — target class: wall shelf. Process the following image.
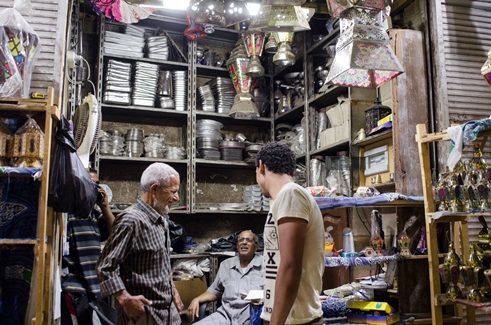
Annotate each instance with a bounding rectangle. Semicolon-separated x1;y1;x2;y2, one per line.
195;159;253;168
99;156;188;165
196;64;229;78
310;139;350;156
101;103;188;120
103;53;189;69
196;110;271;124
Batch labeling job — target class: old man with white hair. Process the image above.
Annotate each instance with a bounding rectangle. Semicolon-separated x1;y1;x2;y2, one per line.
97;163;184;325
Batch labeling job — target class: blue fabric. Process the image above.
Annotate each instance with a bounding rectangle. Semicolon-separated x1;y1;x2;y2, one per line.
0;247;34;325
462;118;491;144
321;297;348;318
0;177;39;239
315;193;423;210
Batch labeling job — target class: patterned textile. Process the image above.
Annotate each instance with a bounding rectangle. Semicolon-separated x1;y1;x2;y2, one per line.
315;193;423;211
462;118;491;144
62;208;109;299
0;178;39;239
0;247;34;325
324;255;402;268
321;297;348;318
97;199;181;325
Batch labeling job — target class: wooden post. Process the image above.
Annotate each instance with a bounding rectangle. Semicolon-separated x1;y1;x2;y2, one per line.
416;123;443;325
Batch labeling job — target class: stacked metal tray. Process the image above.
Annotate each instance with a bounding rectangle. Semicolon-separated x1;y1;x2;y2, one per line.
198;84;215;112
196;119;223;160
104;30;144;58
220;140;246;161
133;61;159;107
147;35;169;60
173;71;187;111
158;70;174;109
103;60;132;105
210;77;235;113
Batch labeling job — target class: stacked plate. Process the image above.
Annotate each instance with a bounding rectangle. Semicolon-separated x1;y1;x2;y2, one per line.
210;77;235;113
99;130;125;156
245;143;263;165
125;128;144;157
198;84;215;112
173;71;187;111
143;134;165;158
243;185;263;212
133;62;159;107
166;146;186;160
147;35;169;60
103;60;132;105
126;25;146;38
196;119;223;160
220;140;245;161
104;30;144;58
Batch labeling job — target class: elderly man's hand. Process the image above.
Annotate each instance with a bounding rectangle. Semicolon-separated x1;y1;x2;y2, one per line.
116;290;151;321
187;297;201;322
173;286;185;312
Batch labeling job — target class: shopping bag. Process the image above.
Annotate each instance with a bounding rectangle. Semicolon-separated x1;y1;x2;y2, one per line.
48;116;97;218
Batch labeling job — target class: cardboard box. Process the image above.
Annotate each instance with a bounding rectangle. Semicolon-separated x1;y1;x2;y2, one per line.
320;127;336;148
174;276;208;308
347;301;400;325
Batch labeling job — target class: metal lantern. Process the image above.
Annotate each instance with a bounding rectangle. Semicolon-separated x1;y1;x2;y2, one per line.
481;49;491;86
224;0;249;26
323;5;403;88
189;0;227;27
242;31;266;77
272;32;295;66
249;5;313;32
227;42;259;119
326;0;392;18
264;33;278;53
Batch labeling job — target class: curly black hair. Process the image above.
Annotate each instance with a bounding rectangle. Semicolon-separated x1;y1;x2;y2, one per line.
255;142;295;176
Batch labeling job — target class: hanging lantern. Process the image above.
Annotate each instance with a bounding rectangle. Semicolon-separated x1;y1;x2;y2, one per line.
264;33;278;53
227;42;259;119
242;31;266;77
326;0;392;18
224;0;250;26
189;0;227;27
323;5;403;89
249;5;313;32
271;32;295;66
481;49;491;86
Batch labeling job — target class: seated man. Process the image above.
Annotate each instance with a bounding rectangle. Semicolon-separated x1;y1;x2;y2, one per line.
187;230;263;324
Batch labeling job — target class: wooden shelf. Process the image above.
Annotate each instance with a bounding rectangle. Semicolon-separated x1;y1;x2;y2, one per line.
454;298;491;310
0;239;38;245
310;139;350;156
308;85;348;108
353;130;393;147
401;254;446;260
428;211;491;224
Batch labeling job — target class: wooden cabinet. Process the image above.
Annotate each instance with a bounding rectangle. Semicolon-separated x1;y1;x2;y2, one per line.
0;88;60;324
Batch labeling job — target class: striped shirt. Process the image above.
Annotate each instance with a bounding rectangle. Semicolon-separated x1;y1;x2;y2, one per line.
97;199;181;325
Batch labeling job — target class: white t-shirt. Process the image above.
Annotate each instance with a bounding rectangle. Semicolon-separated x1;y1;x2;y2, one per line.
261;182;324;324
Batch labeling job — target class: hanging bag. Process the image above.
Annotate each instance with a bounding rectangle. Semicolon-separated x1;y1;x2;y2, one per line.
48;116;97;218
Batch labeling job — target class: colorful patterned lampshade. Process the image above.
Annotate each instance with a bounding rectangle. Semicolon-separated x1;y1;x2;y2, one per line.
249;5;313;32
323;6;403;88
481;49;491;86
227;42;259;118
242;31;266;77
271;31;295;66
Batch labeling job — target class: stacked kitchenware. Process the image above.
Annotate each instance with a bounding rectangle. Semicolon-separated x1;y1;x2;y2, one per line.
210;77;235;113
126;25;146;38
243;185;269;212
133;62;159;107
220;140;245;161
104;27;145;58
244;143;262;165
173;71;187;111
99;130;125;156
196;119;223;160
103;60;132;105
165;146;186;160
143;133;165;158
198;83;215;112
125;128;144;157
146;35;169;60
158;70;174;109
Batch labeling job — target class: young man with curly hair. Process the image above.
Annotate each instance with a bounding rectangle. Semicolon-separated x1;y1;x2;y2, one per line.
255;142;324;325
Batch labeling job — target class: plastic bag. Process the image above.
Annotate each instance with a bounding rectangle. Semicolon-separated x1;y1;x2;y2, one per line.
48;116;98;218
168;219;186;253
0;7;40;97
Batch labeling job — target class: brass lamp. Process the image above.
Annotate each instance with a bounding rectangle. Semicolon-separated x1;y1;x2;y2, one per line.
264;33;278;53
227;42;259;119
271;32;295;66
481;49;491;86
249;5;313;32
242;31;266;77
323;6;403;89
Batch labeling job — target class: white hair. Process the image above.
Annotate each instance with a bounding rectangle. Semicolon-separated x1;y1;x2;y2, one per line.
140;163;179;192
